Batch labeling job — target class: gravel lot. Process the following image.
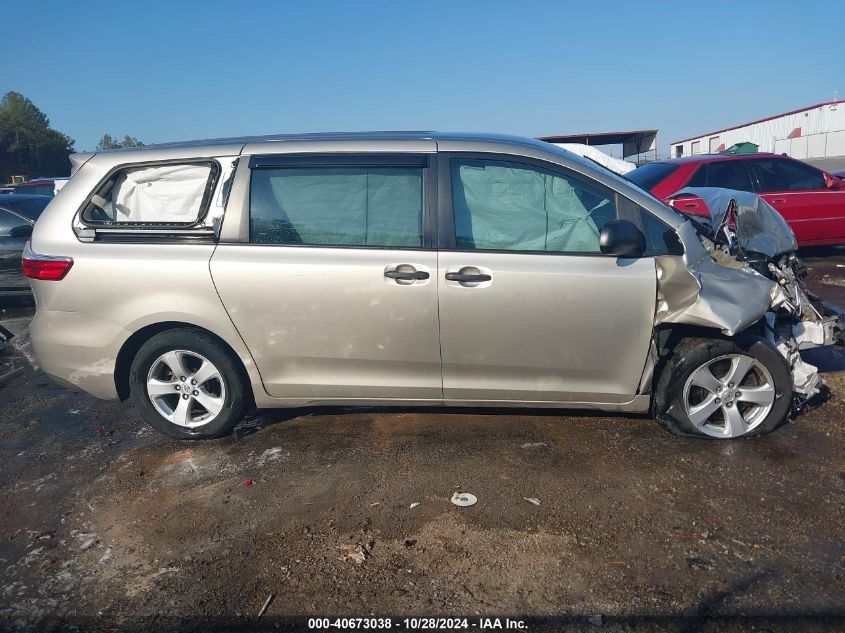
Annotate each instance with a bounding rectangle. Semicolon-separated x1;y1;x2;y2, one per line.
1;251;845;632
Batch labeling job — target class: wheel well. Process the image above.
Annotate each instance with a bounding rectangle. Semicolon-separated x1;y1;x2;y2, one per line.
643;323;729;399
645;320;770;396
114;321;255;408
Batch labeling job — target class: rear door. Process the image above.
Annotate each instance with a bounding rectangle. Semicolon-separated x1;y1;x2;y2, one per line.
747;157;845;245
210;153;443;401
436;154;656;404
701;158;755;192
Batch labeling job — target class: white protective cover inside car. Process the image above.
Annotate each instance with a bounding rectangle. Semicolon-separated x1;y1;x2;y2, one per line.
112;164;211;222
551;143;636;175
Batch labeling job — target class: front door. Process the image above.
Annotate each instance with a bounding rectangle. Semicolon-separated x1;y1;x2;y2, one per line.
211;154;442;401
748;157;845;245
436;155;656;404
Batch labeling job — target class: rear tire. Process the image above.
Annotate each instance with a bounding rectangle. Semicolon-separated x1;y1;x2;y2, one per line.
129;328;249;439
653;334;792;439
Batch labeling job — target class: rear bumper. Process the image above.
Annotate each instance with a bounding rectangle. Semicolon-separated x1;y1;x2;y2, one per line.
30;310;129;400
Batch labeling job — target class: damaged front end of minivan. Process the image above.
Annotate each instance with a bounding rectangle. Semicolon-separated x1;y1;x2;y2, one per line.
654;187;843;412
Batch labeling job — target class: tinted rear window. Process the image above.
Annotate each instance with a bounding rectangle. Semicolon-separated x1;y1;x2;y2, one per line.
626;163;679;191
705;160;754;191
0;196;51;220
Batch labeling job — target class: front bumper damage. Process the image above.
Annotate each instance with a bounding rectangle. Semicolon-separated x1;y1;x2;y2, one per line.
766;268;844;397
655;187;844;411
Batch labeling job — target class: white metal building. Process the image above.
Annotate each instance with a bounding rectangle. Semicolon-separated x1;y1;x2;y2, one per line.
670;100;845;162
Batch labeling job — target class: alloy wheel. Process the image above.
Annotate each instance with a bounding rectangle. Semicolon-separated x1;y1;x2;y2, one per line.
146;349;226;427
682;353;776;438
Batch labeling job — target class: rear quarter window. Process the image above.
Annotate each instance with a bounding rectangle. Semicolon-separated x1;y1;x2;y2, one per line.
80;162;219;225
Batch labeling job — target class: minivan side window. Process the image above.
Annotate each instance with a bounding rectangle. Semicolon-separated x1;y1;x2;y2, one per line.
703;161;753;191
450;159;616;253
81;162;218;225
249;167;424;248
751;158;826;192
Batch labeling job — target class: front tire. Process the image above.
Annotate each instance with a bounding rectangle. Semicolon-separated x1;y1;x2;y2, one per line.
129;328;249;439
654;335;793;439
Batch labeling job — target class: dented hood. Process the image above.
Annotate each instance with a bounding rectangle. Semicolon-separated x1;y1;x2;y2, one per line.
671;187;798;257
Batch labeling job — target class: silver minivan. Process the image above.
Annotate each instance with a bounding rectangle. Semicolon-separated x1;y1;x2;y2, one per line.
23;132;843;440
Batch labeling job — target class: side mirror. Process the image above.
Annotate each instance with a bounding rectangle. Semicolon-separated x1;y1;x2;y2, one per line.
9;224;33;239
825;173;842;190
600;219;645;258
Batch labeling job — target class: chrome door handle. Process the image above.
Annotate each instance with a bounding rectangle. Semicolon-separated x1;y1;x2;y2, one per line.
384;269;429;280
445;272;491;283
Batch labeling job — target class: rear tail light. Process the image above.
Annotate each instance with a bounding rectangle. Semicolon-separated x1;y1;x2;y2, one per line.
22;242;74;281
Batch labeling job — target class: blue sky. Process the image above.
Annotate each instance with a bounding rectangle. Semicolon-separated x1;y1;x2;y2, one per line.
1;1;838;156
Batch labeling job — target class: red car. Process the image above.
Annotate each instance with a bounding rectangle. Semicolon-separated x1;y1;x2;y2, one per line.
11;179;59;197
627;153;845;247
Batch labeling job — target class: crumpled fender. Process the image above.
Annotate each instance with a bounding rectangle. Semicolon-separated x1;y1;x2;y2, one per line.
654;223;777;335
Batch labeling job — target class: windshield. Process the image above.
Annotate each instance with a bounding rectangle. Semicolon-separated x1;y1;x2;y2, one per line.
626;162;680;190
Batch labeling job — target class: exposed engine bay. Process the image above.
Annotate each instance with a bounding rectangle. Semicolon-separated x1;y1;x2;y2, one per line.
664;187;844;405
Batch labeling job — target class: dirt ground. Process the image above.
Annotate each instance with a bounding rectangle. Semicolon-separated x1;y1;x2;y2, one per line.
1;250;845;633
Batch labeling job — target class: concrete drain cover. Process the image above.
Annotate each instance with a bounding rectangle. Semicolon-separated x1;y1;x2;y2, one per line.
451;492;477;507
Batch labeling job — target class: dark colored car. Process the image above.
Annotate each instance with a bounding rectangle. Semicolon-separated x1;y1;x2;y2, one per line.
12;178;62;197
0;194;52;298
627;154;845;247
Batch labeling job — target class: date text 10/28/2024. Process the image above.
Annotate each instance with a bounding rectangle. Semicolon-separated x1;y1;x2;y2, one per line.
307;618;528;630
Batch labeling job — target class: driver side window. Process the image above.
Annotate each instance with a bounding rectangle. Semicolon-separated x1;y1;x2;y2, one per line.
450;159;616;253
